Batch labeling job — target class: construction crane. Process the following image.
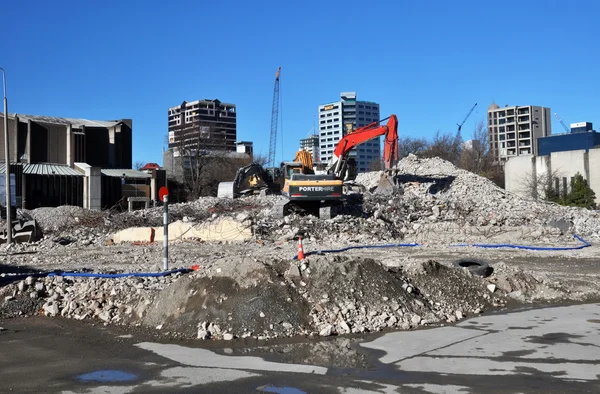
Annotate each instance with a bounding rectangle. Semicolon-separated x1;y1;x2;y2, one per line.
267;67;281;169
457;103;478;132
554;112;570;133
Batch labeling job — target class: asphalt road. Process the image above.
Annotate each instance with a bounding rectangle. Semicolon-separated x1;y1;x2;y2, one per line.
2;303;600;393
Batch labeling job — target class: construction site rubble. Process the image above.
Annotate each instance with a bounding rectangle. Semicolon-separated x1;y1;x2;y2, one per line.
0;155;599;341
356;154;600;240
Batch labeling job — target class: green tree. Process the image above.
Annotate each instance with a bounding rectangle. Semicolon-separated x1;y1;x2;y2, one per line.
564;173;596;209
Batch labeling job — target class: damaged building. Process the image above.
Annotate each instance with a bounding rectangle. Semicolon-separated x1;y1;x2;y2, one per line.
0;113;163;210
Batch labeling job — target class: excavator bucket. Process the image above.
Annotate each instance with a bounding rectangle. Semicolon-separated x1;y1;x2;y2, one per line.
373;171;400;195
217;182;235;198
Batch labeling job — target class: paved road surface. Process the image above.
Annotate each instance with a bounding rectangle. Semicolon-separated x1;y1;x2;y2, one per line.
2;303;600;393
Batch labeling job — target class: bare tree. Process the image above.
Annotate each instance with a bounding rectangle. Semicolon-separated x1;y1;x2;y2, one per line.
171;122;256;199
420;130;463;164
520;169;563;201
398;136;429;159
459;121;491;174
251;152;269;167
133;161;145;171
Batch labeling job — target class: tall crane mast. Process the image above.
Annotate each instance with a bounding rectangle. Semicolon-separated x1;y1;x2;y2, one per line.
554;112;570;133
457;103;477;132
268;67;281;168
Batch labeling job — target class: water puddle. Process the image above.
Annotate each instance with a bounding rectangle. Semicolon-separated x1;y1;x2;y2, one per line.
77;370;137;382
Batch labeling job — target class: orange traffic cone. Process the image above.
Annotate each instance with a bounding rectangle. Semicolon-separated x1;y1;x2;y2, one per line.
297;237;305;260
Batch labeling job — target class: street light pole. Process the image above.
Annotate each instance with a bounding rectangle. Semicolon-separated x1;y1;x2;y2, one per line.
0;68;12;244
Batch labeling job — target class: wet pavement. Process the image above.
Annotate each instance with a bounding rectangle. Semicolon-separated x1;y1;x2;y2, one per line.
2;303;600;393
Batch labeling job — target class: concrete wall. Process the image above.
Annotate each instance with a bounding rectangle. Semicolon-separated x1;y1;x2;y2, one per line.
505;148;600;200
589;149;600;200
0;115;20;162
46;124;67;164
550;149;588;185
504;155;534;196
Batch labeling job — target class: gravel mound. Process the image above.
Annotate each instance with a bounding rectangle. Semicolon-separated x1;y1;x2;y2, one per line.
355;154;600;239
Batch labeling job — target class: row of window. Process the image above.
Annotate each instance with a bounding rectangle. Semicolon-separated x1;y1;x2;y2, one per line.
320;124;340;130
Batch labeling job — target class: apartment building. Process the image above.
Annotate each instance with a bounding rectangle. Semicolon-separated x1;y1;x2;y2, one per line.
318;92;380;172
487;102;551;163
168;99;236;152
299;134;320;162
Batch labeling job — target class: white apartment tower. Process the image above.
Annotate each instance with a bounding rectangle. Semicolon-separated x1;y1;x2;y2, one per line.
318;92;381;172
487;102;551;163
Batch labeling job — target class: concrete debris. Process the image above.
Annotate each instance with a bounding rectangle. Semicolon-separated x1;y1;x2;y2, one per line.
353;155;600;241
0;155;597;341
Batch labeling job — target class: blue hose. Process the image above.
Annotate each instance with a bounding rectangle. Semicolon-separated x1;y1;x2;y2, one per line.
0;268;191;284
47;268;192;278
450;234;591;251
291;234;591;260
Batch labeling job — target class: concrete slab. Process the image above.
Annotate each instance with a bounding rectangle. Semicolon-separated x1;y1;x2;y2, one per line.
110;218;252;244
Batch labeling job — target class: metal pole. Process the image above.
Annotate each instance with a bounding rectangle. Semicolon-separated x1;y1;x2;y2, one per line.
163;194;169;271
1;68;11;244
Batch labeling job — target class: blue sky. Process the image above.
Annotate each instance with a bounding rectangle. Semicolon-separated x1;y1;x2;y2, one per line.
1;0;598;166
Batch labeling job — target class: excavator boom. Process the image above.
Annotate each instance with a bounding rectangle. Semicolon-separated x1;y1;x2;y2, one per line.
327;115;399;177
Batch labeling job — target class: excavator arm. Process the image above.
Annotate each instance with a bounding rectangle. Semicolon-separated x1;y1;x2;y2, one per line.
327;114;398;178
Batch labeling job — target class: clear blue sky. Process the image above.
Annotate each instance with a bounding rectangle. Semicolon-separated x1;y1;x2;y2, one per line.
1;0;598;166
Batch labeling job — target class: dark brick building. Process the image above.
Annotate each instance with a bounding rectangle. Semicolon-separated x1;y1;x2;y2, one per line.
167;99;236;152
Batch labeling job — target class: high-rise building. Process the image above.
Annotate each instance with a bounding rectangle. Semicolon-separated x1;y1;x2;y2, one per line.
168;99;236;152
299;134;320;162
318;92;380;172
487;102;551;163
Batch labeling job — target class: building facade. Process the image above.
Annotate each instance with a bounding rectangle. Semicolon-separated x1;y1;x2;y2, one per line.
318;92;381;173
505;148;600;203
538;129;600;156
570;122;594;134
0;113;155;210
487;103;551;163
168;99;236;152
299;134;320;162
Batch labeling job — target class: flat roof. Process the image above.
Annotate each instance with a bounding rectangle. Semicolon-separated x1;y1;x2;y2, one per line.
2;113;130;128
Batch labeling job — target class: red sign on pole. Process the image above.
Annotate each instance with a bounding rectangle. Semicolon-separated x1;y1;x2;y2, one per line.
159;186;169;202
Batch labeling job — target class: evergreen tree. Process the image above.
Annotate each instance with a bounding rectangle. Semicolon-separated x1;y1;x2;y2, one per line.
564;173;596;209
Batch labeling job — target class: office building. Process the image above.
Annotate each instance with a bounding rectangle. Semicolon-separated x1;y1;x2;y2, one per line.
537;123;600;156
570;122;594;134
0;113;164;210
168;99;236;152
299;134;320;162
487;103;551;163
318;92;380;172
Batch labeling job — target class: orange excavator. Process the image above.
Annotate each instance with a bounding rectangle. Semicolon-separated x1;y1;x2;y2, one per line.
273;114;400;218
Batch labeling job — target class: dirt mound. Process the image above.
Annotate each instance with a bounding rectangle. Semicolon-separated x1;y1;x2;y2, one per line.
488;262;566;302
405;260;502;321
141;261;312;340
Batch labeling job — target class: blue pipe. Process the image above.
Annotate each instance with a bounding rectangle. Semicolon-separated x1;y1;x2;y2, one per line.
0;268;191;284
291;234;591;260
450;234;591;251
47;268;192;278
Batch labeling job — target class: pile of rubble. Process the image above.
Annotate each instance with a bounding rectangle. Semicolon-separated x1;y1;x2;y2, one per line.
356;154;600;240
1;252;568;340
0;273;185;323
